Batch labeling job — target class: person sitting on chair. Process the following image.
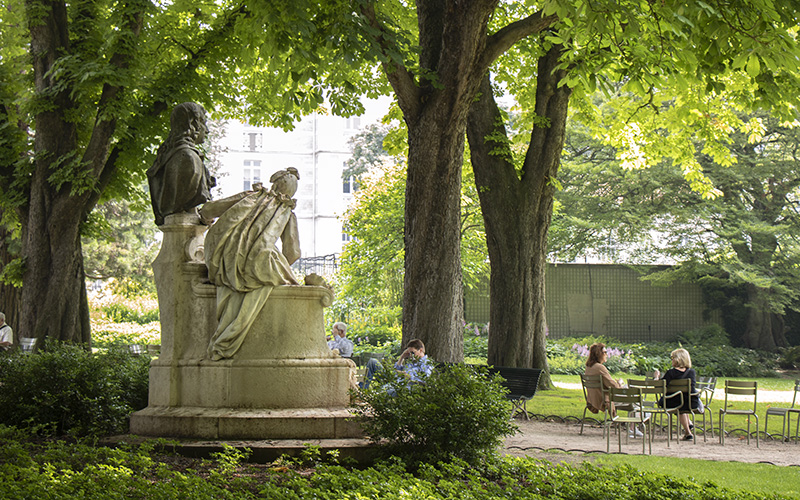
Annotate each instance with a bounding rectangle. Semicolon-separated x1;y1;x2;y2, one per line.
361;339;432;390
655;348;703;441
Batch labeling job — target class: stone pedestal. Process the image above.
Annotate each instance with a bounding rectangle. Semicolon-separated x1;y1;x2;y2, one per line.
130;214;359;440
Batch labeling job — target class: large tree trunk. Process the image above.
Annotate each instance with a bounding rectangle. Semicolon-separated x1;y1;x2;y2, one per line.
19;1;90;347
389;0;498;361
402;110;466;362
742;283;787;351
362;1;555;361
20;184;91;345
467;46;571;387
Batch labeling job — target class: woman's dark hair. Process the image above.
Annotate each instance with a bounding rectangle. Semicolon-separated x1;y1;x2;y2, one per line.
586;342;605;367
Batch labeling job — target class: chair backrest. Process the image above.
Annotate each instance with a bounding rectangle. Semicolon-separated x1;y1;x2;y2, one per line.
580;374;603;400
489;367;542;399
666;377;691;395
697;376;717;392
695;376;717;405
723;380;757;411
609;386;644;408
628;378;667;399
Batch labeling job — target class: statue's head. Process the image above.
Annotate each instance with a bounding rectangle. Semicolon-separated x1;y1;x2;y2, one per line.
270;167;300;197
170;102;208;144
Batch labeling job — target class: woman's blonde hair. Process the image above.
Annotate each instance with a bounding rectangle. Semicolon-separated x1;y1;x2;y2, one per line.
671;348;691;368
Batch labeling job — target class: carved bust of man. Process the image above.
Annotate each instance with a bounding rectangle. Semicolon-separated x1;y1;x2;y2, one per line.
147;102;216;225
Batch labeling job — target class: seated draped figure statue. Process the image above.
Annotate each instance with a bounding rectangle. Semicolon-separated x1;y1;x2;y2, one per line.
199;168;301;360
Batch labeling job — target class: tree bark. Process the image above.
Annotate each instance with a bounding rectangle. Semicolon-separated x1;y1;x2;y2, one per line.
402;110;466;362
467;46;571;387
742;283;788;351
384;0;500;361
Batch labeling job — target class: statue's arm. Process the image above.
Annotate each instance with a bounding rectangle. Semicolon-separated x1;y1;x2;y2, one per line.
281;212;301;264
199;191;251;222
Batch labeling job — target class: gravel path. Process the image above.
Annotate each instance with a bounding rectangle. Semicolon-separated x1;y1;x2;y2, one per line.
503;418;800;467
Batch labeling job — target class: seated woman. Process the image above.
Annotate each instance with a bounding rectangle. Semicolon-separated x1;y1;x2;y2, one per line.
584;343;622;417
655;348;703;441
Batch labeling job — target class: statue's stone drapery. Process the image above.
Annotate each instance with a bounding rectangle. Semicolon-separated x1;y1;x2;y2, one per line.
202;170;301;360
147;102;216;225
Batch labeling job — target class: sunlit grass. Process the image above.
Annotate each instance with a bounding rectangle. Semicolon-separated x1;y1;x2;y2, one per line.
595;455;800;499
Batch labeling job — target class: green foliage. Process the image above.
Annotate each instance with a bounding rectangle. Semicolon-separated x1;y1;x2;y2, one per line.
336;143;489;316
676;324;730;346
0;428;786;500
546;335;780;378
352;363;516;466
777;345;800;370
101;301;159;325
463;322;489;359
0;342;150;436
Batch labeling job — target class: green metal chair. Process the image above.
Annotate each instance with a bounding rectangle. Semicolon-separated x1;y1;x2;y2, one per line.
628;378;681;446
607;387;651;455
580;374;611;437
719;380;759;448
764;379;799;442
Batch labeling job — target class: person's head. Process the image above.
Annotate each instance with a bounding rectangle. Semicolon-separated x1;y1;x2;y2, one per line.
333;322;347;338
670;348;692;369
170;102;207;144
270;167;300;197
586;343;607;367
406;339;426;357
0;312;5;325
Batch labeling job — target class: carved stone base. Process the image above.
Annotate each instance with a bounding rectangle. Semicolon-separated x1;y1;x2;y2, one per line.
130;407;363;440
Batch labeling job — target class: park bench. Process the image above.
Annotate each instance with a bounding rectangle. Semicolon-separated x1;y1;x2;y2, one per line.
487;366;543;420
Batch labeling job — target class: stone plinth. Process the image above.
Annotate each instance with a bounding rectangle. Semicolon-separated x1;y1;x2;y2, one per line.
130;214;359;440
130;407;361;440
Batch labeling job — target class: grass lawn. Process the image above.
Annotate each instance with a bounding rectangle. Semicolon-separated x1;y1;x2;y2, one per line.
533;374;800;499
595;455;800;499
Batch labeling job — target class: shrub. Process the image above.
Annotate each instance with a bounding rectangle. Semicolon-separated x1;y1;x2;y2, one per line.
676;324;730;346
463;322;489;358
101;302;160;325
777;345;800;370
352;362;516;466
0;341;151;436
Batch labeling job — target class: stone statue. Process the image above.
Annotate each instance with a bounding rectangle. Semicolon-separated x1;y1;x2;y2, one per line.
200;168;302;360
147;102;216;225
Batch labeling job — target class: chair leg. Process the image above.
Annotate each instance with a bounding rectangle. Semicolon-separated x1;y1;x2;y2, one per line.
580;408;587;435
719;411;725;445
755;415;760;448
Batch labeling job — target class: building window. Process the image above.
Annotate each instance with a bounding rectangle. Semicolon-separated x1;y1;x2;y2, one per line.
243;160;261;190
243;132;263;151
345;116;361;130
342;232;352;242
342;175;358;194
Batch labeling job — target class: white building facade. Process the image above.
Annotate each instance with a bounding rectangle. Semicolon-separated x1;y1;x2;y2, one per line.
214;97;390;258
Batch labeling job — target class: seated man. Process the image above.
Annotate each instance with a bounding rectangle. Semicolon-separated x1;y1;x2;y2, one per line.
361;339;432;390
0;312;12;351
328;322;354;358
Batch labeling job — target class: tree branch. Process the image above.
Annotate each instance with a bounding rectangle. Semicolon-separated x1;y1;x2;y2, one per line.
360;2;421;121
481;11;558;70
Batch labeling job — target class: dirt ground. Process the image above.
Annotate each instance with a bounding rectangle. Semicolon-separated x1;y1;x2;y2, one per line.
503;418;800;467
